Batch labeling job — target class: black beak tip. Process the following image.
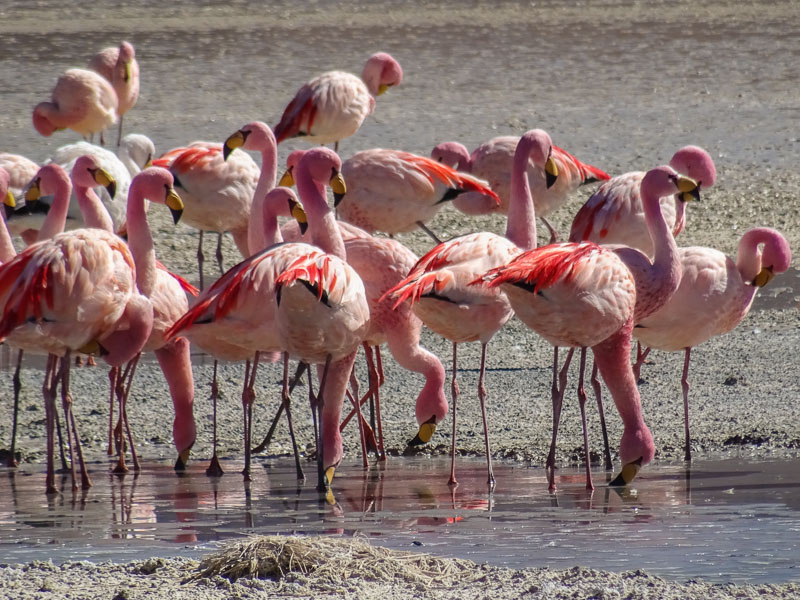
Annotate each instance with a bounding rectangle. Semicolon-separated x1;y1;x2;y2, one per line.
107;182;117;199
170;208;183;225
174;456;186;471
223;145;232;161
406;434;425;448
299;221;309;235
333;192;345;206
4;203;15;220
608;473;627;487
546;172;558;189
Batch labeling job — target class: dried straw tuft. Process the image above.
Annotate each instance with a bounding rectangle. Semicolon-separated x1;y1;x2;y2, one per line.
186;535;478;586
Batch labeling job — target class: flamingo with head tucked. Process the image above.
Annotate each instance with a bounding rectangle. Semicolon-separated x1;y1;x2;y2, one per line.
274;52;403;152
382;129;560;488
633;227;792;461
33;68;118;144
88;41;140;146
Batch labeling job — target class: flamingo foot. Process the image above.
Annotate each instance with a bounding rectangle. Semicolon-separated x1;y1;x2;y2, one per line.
206;454;224;477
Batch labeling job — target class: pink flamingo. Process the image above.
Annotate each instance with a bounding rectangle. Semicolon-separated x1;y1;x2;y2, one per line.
274;52;403;152
32;68;118;143
88;41;140;146
332;148;500;243
431;135;610;239
0;165;153;493
569;146;717;257
273;147;370;493
153;142;259;289
276;147;448;463
478;242;653;488
381;129;560;488
0;152;41;245
633;227;791;461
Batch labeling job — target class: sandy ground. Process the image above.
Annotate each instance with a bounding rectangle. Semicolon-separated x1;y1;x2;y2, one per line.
1;0;800;597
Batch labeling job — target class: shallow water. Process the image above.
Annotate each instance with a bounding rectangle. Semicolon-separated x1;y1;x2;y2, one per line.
0;455;798;584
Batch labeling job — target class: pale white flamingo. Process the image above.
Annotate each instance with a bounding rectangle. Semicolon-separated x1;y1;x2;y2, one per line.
153;142;259;289
32;68;118;143
381;129;559;487
478;241;653;488
431;135;610;239
569;145;717;257
273;147;370;492
633;227;792;461
0;153;39;205
4;136;155;239
274;52;403;152
276;147;448;463
332;148;500;242
88;41;140;146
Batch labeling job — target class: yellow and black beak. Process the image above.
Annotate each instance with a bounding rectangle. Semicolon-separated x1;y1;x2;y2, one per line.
144;154;153;169
609;457;643;487
330;169;347;206
289;197;308;235
91;167;117;199
123;60;132;83
676;174;700;203
174;447;192;471
165;187;184;224
753;265;775;288
279;166;295;187
223;129;247;161
377;83;390;96
545;154;559;189
24;177;42;202
407;415;437;447
4;189;16;220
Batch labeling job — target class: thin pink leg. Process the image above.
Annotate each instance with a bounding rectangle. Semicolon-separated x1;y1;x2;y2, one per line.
682;347;692;462
477;343;495;489
546;347;574;491
7;349;23;468
577;348;594;491
590;361;613;470
632;344;651;383
43;355;59;494
107;366;118;456
448;343;459;487
281;353;305;481
206;360;224;477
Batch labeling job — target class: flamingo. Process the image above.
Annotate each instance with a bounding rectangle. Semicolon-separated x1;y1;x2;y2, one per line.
431;135;610;239
381;129;560;488
5;136;155;239
274;52;403;152
0;153;39;205
88;41;140;146
275;147;448;463
477;242;654;488
153;142;259;289
32;68;118;143
273;147;370;493
569;145;717;257
331;148;500;243
633;227;792;461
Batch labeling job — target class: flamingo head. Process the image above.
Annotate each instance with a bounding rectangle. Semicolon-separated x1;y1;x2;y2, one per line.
297;147;346;196
518;129;558;188
72;155;117;199
32;104;59;137
130;166;184;224
362;52;403;96
670;145;716;200
278;149;307;187
609;424;656;487
224;121;276;161
431;141;471;171
642;165;700;205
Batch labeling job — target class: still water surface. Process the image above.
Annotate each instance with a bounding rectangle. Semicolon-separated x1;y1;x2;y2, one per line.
0;455;798;584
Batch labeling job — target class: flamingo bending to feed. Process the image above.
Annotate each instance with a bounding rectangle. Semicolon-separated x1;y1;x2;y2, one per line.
331;148;500;243
431;135;609;239
153;142;259;289
33;68;118;143
381;129;560;488
88;41;140;146
274;52;403;152
0;165;153;493
570;145;717;257
477;241;654;488
273;147;370;493
633;227;791;461
275;147;448;463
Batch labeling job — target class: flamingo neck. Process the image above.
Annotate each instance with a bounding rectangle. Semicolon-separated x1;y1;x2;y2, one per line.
297;171;345;259
247;144;279;254
736;228;784;282
414;350;448;425
0;215;16;264
591;318;655;466
320;350;357;470
641;181;681;305
505;138;538;251
36;174;71;241
126;183;157;297
76;185;114;232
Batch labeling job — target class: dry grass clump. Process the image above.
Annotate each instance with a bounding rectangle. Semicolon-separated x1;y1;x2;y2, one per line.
186;534;478;586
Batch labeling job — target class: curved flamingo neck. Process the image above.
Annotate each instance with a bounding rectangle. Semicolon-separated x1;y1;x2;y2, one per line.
296;165;345;259
126;180;156;297
75;185;114;232
640;176;681;303
414;350;448;424
320;351;357;470
505;137;538;251
247;142;279;254
36;171;72;241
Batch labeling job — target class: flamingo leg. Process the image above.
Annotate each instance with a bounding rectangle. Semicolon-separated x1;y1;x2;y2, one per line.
196;230;205;291
215;232;225;276
347;370;370;469
682;347;692;462
206;360;224;477
577;348;594;491
477;343;495;489
315;356;332;493
632;344;651;383
541;216;559;244
112;356;137;473
107;366;118;456
43;354;59;494
120;355;141;472
367;345;386;461
415;221;442;244
591;361;613;470
448;342;459;487
546;347;575;491
251;361;307;454
58;354;79;491
61;352;92;490
280;353;305;481
241;352;260;481
116;116;124;148
7;349;23;467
